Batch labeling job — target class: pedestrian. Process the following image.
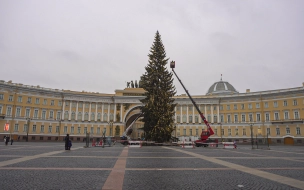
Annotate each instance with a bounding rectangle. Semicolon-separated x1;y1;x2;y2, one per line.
10;138;14;145
18;136;20;141
233;140;237;149
65;134;69;150
4;136;6;144
5;136;10;146
68;140;72;150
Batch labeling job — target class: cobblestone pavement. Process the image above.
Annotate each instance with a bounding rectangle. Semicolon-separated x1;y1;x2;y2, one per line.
0;142;304;190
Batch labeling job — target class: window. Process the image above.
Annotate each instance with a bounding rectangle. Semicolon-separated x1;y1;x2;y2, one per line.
221;129;224;135
234;104;237;110
35;98;40;104
34;110;38;119
214;115;217;123
27;97;32;103
84;112;89;120
0;105;2;114
227;105;230;110
91;127;94;134
79;102;83;108
207;115;211;122
91;113;95;120
32;125;36;132
241;114;245;122
276;128;280;135
14;124;19;132
84;127;87;134
227;115;231;123
64;111;69;120
241;104;244;110
58;101;62;106
49;111;54;119
97;127;100;134
243;128;246;136
16;107;21;117
65;101;69;107
78;127;81;134
6;107;12;116
207;106;210;111
182;115;187;123
196;129;198;135
104;104;108;109
41;125;44;133
97;113;101;120
110;113;114;121
8;95;13;101
273;101;278;107
228;129;231;136
294;111;299;119
256;114;261;122
183;129;186;135
50;100;54;105
220;105;223;110
0;94;3;100
71;112;75;120
274;112;279;120
48;126;52;133
43;99;47;105
284;112;289;119
265;113;270;121
78;112;82;120
249;114;253;122
248;104;252;109
296;127;301;135
25;109;30;118
213;106;216;111
18;96;22;102
64;126;67;133
195;116;198;123
283;100;288;106
285;127;291;135
24;124;28;132
189;129;192;136
293;99;298;106
188;105;193;111
234;115;238;122
73;102;77;108
86;103;89;108
220;115;224;123
189;116;192;123
71;126;74;134
264;102;268;108
235;128;238;136
103;113;107;122
267;128;270;135
256;103;260;108
56;126;59;133
42;110;46;119
57;112;61;120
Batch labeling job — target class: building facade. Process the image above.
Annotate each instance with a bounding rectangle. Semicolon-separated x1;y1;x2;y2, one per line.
0;79;303;145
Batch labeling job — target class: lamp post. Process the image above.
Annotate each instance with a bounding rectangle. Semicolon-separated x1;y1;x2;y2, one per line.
103;126;106;148
108;120;114;137
26;118;31;142
250;123;254;149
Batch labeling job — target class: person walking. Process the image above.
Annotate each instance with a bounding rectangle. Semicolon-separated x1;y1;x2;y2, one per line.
10;138;14;145
65;134;70;150
5;136;10;146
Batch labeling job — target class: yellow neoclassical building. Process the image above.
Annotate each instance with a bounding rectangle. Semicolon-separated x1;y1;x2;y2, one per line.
0;79;303;145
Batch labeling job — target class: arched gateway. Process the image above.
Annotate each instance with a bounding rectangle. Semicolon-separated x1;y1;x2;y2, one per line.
123;105;144;139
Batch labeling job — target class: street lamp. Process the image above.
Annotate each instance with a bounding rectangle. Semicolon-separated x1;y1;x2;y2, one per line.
108;120;114;137
26;118;31;142
250;123;254;149
103;126;106;148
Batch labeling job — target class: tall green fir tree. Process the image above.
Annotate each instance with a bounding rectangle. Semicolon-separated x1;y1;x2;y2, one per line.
140;31;176;142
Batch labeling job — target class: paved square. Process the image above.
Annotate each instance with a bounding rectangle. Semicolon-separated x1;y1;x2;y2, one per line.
0;142;304;189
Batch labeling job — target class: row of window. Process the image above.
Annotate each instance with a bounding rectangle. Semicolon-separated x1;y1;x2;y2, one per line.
176;111;300;123
14;124;115;135
176;100;299;112
179;127;301;136
0;94;118;109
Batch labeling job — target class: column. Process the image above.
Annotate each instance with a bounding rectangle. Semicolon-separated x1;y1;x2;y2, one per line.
120;104;123;122
107;103;110;122
192;104;195;123
217;104;220;123
95;103;98;122
199;104;202;123
101;103;104;121
75;102;79;120
186;105;189;123
204;105;207;122
61;101;65;120
68;101;72;120
180;105;182;123
88;102;92;121
82;103;85;121
211;104;214;123
114;103;116;122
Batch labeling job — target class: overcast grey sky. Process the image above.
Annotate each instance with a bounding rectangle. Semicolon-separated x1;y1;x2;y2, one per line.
0;0;303;95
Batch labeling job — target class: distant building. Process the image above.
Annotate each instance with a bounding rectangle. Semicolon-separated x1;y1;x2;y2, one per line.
0;79;303;145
